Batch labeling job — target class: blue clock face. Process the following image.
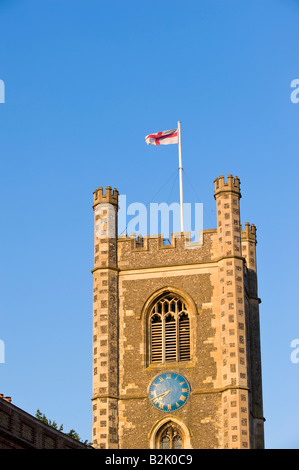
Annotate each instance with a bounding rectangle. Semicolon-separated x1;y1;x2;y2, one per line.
149;372;190;412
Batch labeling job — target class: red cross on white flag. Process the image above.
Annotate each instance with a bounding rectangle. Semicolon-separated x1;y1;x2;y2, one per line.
145;128;178;146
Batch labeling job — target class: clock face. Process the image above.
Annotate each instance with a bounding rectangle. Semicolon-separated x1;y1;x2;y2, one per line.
149;372;190;412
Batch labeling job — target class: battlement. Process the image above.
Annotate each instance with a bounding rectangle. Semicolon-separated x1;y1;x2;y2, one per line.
93;186;119;208
241;222;257;243
214;174;241;198
117;230;216;270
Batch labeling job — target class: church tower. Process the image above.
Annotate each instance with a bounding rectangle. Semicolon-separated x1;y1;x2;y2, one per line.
91;175;264;449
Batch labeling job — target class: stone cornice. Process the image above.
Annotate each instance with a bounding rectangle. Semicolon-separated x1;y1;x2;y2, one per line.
91;254;248;276
92;384;251;402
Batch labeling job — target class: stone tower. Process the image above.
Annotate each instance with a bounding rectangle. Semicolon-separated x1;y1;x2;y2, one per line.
92;186;119;449
91;175;264;449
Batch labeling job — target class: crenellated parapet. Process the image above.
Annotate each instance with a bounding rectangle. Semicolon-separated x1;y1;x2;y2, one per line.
214;174;241;199
241;222;257;244
93;186;119;209
117;230;216;269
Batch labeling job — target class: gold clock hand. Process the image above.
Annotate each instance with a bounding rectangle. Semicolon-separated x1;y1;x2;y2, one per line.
151;390;170;401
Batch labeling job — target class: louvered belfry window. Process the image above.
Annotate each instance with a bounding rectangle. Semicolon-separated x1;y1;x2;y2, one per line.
150;294;191;364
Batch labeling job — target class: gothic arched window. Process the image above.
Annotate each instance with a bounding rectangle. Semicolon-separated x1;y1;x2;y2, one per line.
156;422;183;449
149;294;191;364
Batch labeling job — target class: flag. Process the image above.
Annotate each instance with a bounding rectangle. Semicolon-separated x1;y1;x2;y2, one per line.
145;128;178;146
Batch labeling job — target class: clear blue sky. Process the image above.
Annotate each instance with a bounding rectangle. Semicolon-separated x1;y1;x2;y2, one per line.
0;0;298;448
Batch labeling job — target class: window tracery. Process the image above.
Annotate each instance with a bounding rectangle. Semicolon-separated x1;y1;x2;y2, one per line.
149;294;191;364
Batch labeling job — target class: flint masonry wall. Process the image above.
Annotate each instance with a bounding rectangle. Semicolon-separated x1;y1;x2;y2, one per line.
91;176;264;449
117;232;219;449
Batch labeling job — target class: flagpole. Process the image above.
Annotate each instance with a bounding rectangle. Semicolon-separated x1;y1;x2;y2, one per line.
178;121;184;232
